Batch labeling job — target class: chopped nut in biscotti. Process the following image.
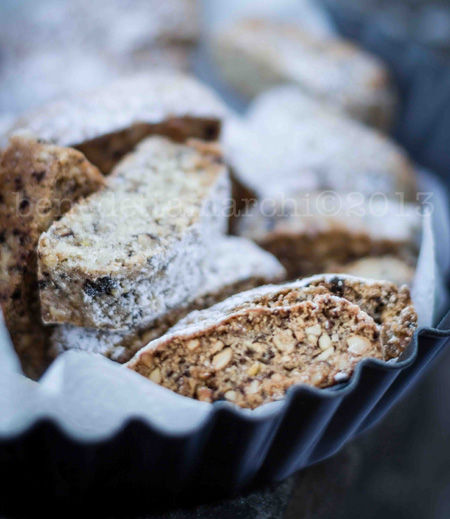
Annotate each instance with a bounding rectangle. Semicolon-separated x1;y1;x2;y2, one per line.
172;274;417;362
0;135;104;378
126;293;384;409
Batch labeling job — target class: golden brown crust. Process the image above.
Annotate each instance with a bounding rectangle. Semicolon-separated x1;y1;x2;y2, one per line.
0;135;104;377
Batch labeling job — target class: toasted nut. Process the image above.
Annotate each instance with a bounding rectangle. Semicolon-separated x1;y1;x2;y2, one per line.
225;390;237;401
306;324;321;336
247;362;261;377
347;335;371;354
315;346;334;361
149;367;161;384
196;386;213;402
186;339;200;351
246;380;260;394
271;373;283;382
210;339;225;354
140;352;155;368
212;347;232;370
307;334;318;346
318;333;332;350
273;329;296;352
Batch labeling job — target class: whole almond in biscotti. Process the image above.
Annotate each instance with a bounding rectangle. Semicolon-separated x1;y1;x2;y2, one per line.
37;136;230;331
126;293;383;409
50;236;286;363
3;72;229;173
213;18;396;130
329;255;415;288
0;134;104;378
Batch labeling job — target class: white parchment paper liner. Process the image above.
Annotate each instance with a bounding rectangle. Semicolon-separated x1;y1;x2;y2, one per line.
1;170;448;441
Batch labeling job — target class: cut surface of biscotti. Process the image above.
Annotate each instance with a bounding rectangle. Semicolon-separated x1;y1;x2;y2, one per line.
330;256;415;287
212;18;395;129
0;135;104;377
235;192;420;278
4;72;229;173
223;87;416;202
127;293;383;408
38;136;230;330
50;236;286;363
173;274;417;361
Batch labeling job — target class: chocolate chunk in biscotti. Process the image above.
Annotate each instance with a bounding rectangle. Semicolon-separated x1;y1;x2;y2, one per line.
235;192;420;279
212;18;396;130
50;236;286;363
4;72;229;173
0;134;104;377
37;137;230;331
126;293;384;409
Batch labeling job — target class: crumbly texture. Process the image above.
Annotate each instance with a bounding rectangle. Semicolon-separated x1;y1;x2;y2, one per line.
0;135;104;377
173;274;417;362
3;73;228;173
223;87;416;202
38;137;230;330
330;255;415;287
236;193;420;278
50;236;286;362
127;294;383;408
213;18;396;130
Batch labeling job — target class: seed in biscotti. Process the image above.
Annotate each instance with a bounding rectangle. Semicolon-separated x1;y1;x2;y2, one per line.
318;333;332;350
347;335;372;354
315;346;334;361
149;367;161;383
187;339;200;351
213;347;232;370
197;386;213;402
273;329;296;352
247;362;261;376
225;390;237;401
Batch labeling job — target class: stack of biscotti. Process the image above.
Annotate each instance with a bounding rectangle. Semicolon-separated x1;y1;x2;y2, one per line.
212;18;396;130
51;236;286;363
127;274;418;408
0;135;105;377
225;86;420;280
1;73;241;377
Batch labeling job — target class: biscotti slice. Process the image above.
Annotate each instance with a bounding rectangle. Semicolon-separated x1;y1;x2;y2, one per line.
173;274;417;361
127;293;383;408
330;256;415;287
212;18;395;129
0;135;104;377
38;136;230;330
235;192;420;278
223;86;416;202
50;236;286;363
4;72;228;173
